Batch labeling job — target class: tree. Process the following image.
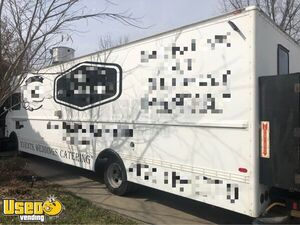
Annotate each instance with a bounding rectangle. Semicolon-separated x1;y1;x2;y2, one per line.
0;0;139;107
98;34;129;51
95;35;129;63
220;0;300;42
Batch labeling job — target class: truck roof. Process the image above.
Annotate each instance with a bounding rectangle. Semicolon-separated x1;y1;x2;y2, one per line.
43;5;299;70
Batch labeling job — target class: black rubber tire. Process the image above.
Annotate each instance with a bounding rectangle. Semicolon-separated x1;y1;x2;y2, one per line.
8;132;27;157
9;132;19;152
104;158;130;196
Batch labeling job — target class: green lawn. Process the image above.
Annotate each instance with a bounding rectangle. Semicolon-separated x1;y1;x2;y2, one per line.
0;156;137;224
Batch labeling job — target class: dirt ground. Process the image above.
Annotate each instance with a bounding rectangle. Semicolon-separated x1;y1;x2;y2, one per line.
0;155;138;224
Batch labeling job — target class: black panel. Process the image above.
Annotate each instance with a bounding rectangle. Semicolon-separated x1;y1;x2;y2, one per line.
259;73;300;190
54;62;122;110
56;66;117;107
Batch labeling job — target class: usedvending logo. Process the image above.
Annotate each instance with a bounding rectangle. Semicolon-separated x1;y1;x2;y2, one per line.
2;195;64;222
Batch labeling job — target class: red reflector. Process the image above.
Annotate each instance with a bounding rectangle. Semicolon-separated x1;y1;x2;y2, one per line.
239;168;248;173
293;202;298;210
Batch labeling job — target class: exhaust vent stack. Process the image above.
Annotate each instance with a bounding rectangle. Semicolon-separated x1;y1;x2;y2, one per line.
51;47;75;64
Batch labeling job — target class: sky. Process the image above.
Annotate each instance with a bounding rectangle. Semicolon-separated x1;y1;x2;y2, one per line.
67;0;221;57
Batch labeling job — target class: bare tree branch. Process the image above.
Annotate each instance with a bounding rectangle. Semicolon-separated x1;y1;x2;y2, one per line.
220;0;300;42
0;0;143;107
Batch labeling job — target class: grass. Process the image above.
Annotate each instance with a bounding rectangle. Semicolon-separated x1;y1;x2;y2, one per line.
0;156;137;224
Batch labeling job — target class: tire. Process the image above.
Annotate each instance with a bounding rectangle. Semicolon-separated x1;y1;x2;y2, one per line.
104;158;130;196
9;132;27;157
9;132;19;152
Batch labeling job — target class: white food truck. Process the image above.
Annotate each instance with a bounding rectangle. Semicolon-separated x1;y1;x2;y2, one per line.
3;6;300;220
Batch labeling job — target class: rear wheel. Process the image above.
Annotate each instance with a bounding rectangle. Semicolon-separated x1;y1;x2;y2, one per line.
104;158;130;196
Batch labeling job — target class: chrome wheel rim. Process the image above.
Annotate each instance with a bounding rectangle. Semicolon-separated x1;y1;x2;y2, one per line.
107;163;123;188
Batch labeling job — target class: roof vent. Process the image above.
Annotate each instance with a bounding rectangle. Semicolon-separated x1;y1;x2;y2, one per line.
50;47;75;64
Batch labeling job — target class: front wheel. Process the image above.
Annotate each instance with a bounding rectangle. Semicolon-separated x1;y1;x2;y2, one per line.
9;132;19;152
104;158;130;196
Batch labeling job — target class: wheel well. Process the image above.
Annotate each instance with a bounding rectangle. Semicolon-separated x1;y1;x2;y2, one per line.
94;148;125;174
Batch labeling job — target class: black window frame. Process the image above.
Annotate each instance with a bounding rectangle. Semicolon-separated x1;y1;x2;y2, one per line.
277;44;290;75
11;93;21;110
3;93;21;111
